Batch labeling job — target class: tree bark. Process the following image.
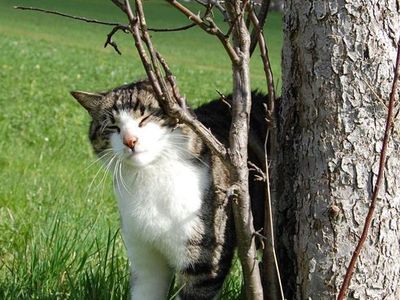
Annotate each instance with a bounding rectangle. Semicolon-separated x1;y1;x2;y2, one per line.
277;0;400;299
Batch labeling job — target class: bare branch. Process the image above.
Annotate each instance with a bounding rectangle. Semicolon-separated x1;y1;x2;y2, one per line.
224;1;264;298
194;0;228;20
249;0;271;57
15;5;195;34
248;161;266;182
337;37;400;300
166;0;241;65
123;0;137;22
104;25;131;55
149;23;196;32
111;0;129;14
14;6;121;26
262;128;285;300
216;90;232;109
248;7;275;115
135;0;169;99
155;52;187;109
253;228;270;244
225;8;244;39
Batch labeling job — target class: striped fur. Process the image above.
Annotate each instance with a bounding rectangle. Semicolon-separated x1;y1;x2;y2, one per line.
71;79;266;299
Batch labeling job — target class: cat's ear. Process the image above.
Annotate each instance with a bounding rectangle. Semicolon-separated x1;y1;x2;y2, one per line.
70;91;103;113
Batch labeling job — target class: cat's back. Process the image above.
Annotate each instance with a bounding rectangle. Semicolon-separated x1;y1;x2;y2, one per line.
194;91;268;145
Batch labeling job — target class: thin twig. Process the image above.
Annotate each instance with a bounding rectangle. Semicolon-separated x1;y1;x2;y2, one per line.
104;25;131;55
216;90;231;109
204;3;215;20
111;0;129;14
14;5;196;33
166;0;241;65
254;228;279;248
118;0;163;97
248;161;266;181
14;6;122;26
262;128;285;300
15;5;129;55
225;0;249;38
248;6;282;298
249;0;270;57
194;0;228;20
248;7;275;113
155;52;187;109
149;23;196;32
225;9;243;39
135;0;169;101
337;38;400;300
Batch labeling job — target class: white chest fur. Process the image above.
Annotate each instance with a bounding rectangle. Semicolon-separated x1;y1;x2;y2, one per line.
115;157;208;268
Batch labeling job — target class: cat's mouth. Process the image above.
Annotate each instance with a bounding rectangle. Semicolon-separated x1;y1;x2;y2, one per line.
125;148;147;156
122;148;156;167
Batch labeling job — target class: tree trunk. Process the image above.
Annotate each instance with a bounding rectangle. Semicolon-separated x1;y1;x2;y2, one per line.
277;1;400;299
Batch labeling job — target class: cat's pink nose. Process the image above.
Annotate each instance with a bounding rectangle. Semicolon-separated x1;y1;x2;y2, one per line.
123;136;138;150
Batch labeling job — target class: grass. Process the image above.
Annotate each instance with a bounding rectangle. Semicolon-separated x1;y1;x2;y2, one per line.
0;0;282;298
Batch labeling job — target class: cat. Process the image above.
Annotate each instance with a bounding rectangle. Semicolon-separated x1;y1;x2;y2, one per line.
71;79;267;300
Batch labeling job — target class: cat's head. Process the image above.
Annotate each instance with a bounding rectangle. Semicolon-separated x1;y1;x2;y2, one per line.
71;81;179;168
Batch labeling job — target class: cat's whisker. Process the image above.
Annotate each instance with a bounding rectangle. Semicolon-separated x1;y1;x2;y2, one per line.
97;154;118;194
84;149;114;171
85;157;111;199
167;140;189;146
118;163;129;193
113;158;126;197
88;154;118;197
118;161;136;197
112;159;121;195
88;158;111;190
169;135;191;143
166;144;210;168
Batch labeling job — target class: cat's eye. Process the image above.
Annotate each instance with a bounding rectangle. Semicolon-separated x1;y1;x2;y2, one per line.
138;115;151;127
108;125;120;133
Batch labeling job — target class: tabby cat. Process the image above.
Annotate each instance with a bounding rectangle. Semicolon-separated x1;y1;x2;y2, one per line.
71;79;266;300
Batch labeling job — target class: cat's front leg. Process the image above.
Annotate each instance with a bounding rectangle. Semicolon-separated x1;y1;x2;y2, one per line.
127;242;173;300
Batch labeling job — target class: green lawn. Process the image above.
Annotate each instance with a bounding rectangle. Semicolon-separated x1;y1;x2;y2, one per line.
0;0;282;298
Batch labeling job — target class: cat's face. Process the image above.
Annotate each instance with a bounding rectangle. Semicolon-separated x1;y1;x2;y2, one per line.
109;110;167;167
71;83;178;168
